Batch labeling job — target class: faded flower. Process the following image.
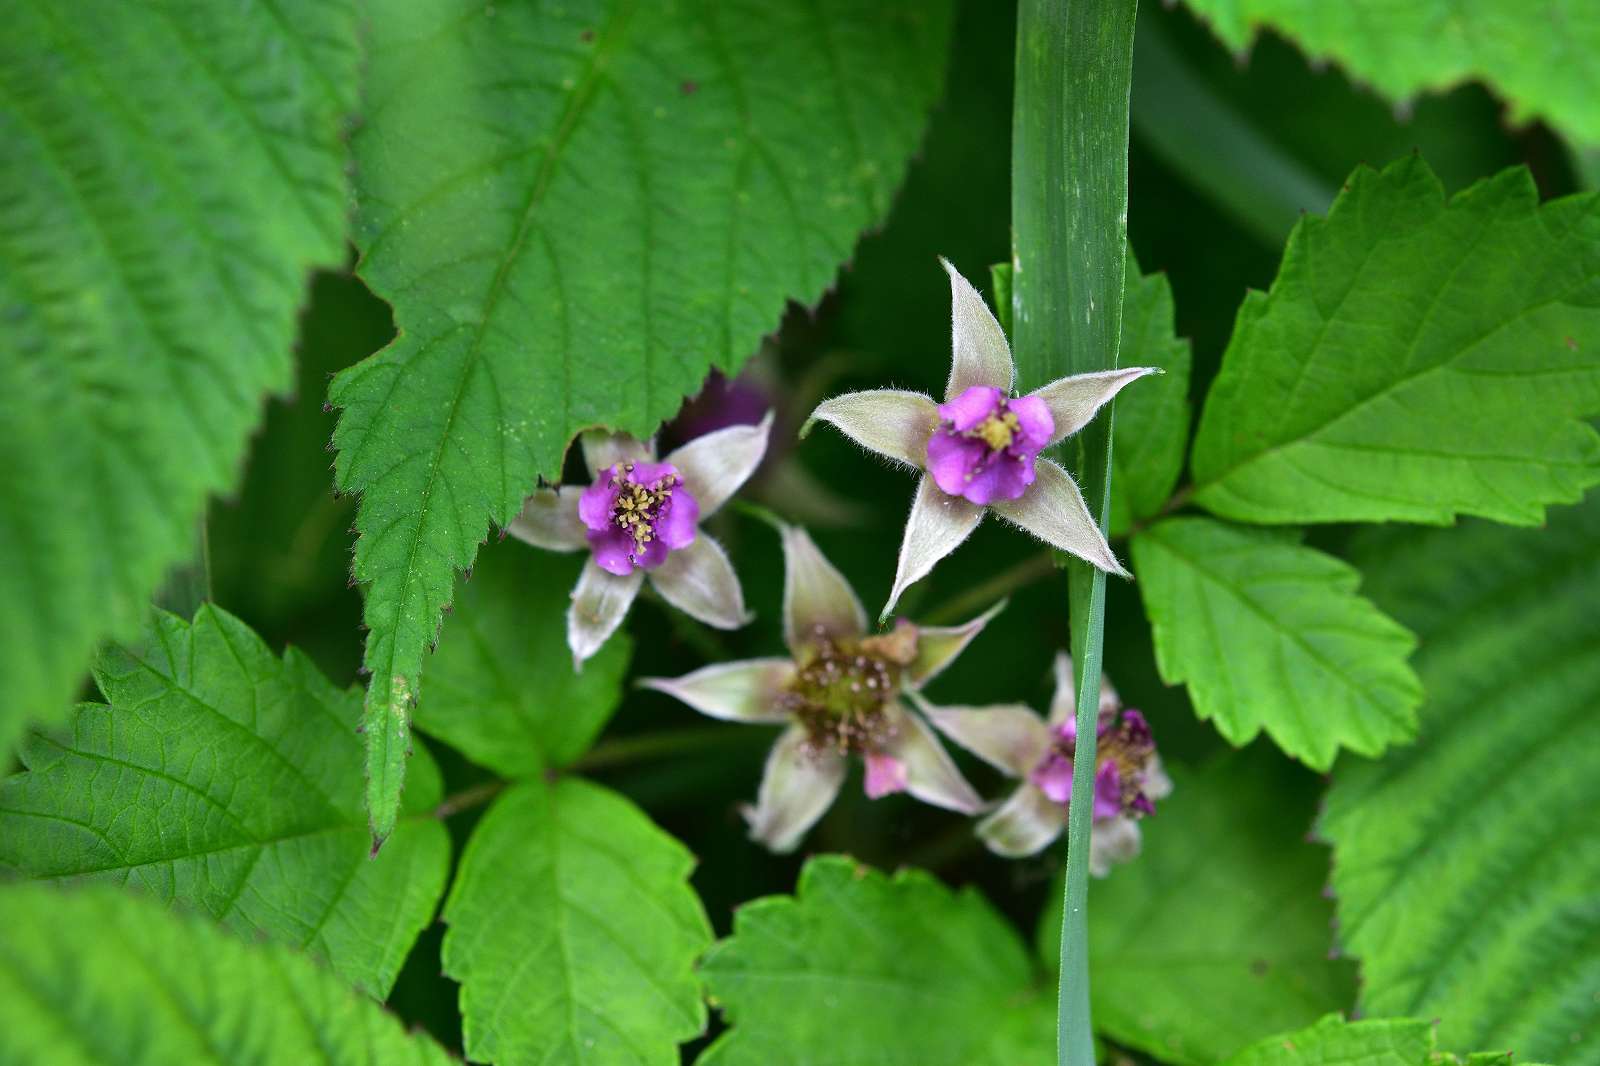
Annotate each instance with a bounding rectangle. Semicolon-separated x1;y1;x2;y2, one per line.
640;522;999;852
915;653;1170;874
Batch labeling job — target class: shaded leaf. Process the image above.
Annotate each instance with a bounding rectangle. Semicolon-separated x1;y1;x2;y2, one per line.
443;778;712;1065
331;0;956;840
413;549;631;777
1039;747;1356;1065
0;606;448;999
0;0;356;755
698;855;1052;1065
1179;0;1600;147
1191;157;1600;526
1323;493;1600;1062
0;883;450;1065
1109;260;1192;535
1131;516;1422;769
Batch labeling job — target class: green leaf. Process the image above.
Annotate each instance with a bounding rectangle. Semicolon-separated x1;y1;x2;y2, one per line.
698;855;1053;1065
1177;0;1600;148
1109;261;1192;536
1190;157;1600;527
1219;1015;1433;1066
443;777;712;1065
1321;492;1600;1061
332;0;956;843
0;1;356;756
0;606;448;999
1040;747;1356;1065
412;549;630;777
0;882;451;1065
1131;516;1423;769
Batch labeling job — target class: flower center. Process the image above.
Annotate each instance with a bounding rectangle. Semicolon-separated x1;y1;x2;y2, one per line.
781;622;919;756
971;409;1021;452
1032;709;1160;816
608;462;679;552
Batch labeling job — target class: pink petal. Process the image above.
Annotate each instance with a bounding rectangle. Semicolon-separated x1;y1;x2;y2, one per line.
863;752;908;799
578;475;620;532
937;384;1004;431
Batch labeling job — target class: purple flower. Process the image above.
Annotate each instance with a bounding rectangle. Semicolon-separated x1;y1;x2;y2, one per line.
508;414;772;669
578;461;700;576
926;386;1054;505
639;522;1002;853
804;258;1158;619
916;653;1171;875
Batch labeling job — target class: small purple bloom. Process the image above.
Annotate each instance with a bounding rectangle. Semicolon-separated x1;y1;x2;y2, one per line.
926;386;1054;505
579;461;700;576
1028;707;1164;822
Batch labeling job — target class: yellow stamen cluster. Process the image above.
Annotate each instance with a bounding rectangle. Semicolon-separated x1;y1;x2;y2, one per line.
971;409;1021;451
609;463;677;551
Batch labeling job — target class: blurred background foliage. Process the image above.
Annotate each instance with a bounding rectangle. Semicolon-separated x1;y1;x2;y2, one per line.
198;0;1584;1051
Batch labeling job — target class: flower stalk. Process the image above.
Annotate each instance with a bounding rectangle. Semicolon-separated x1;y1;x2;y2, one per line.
1012;1;1140;1064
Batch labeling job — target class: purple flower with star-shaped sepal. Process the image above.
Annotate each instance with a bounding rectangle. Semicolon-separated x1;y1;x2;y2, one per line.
803;258;1158;619
912;652;1171;875
639;521;999;852
508;413;773;668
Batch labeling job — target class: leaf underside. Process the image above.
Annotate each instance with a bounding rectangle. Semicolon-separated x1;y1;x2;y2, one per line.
1132;516;1423;769
0;883;452;1065
1082;748;1356;1064
1178;0;1600;146
1324;491;1600;1062
332;0;956;839
698;855;1053;1065
443;778;712;1066
1191;156;1600;527
0;606;449;999
0;0;356;759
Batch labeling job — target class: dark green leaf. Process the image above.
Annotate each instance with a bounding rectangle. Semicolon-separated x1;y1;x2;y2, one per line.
0;0;356;755
443;778;712;1065
0;883;451;1064
1323;493;1600;1061
331;0;956;841
1037;747;1356;1064
1191;157;1600;527
1109;260;1191;536
413;549;630;777
698;855;1053;1065
1131;516;1422;769
0;606;448;999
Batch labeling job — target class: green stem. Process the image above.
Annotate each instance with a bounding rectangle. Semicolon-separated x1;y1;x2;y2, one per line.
1013;2;1138;1064
569;725;751;772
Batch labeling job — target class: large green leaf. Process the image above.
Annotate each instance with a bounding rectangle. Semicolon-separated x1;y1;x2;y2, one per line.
1190;157;1600;527
1110;262;1192;536
1131;516;1422;769
443;777;712;1065
412;549;630;778
1322;493;1600;1061
332;0;956;842
1178;1;1600;148
1039;748;1356;1065
0;883;450;1065
0;0;356;756
698;855;1052;1065
0;606;448;999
